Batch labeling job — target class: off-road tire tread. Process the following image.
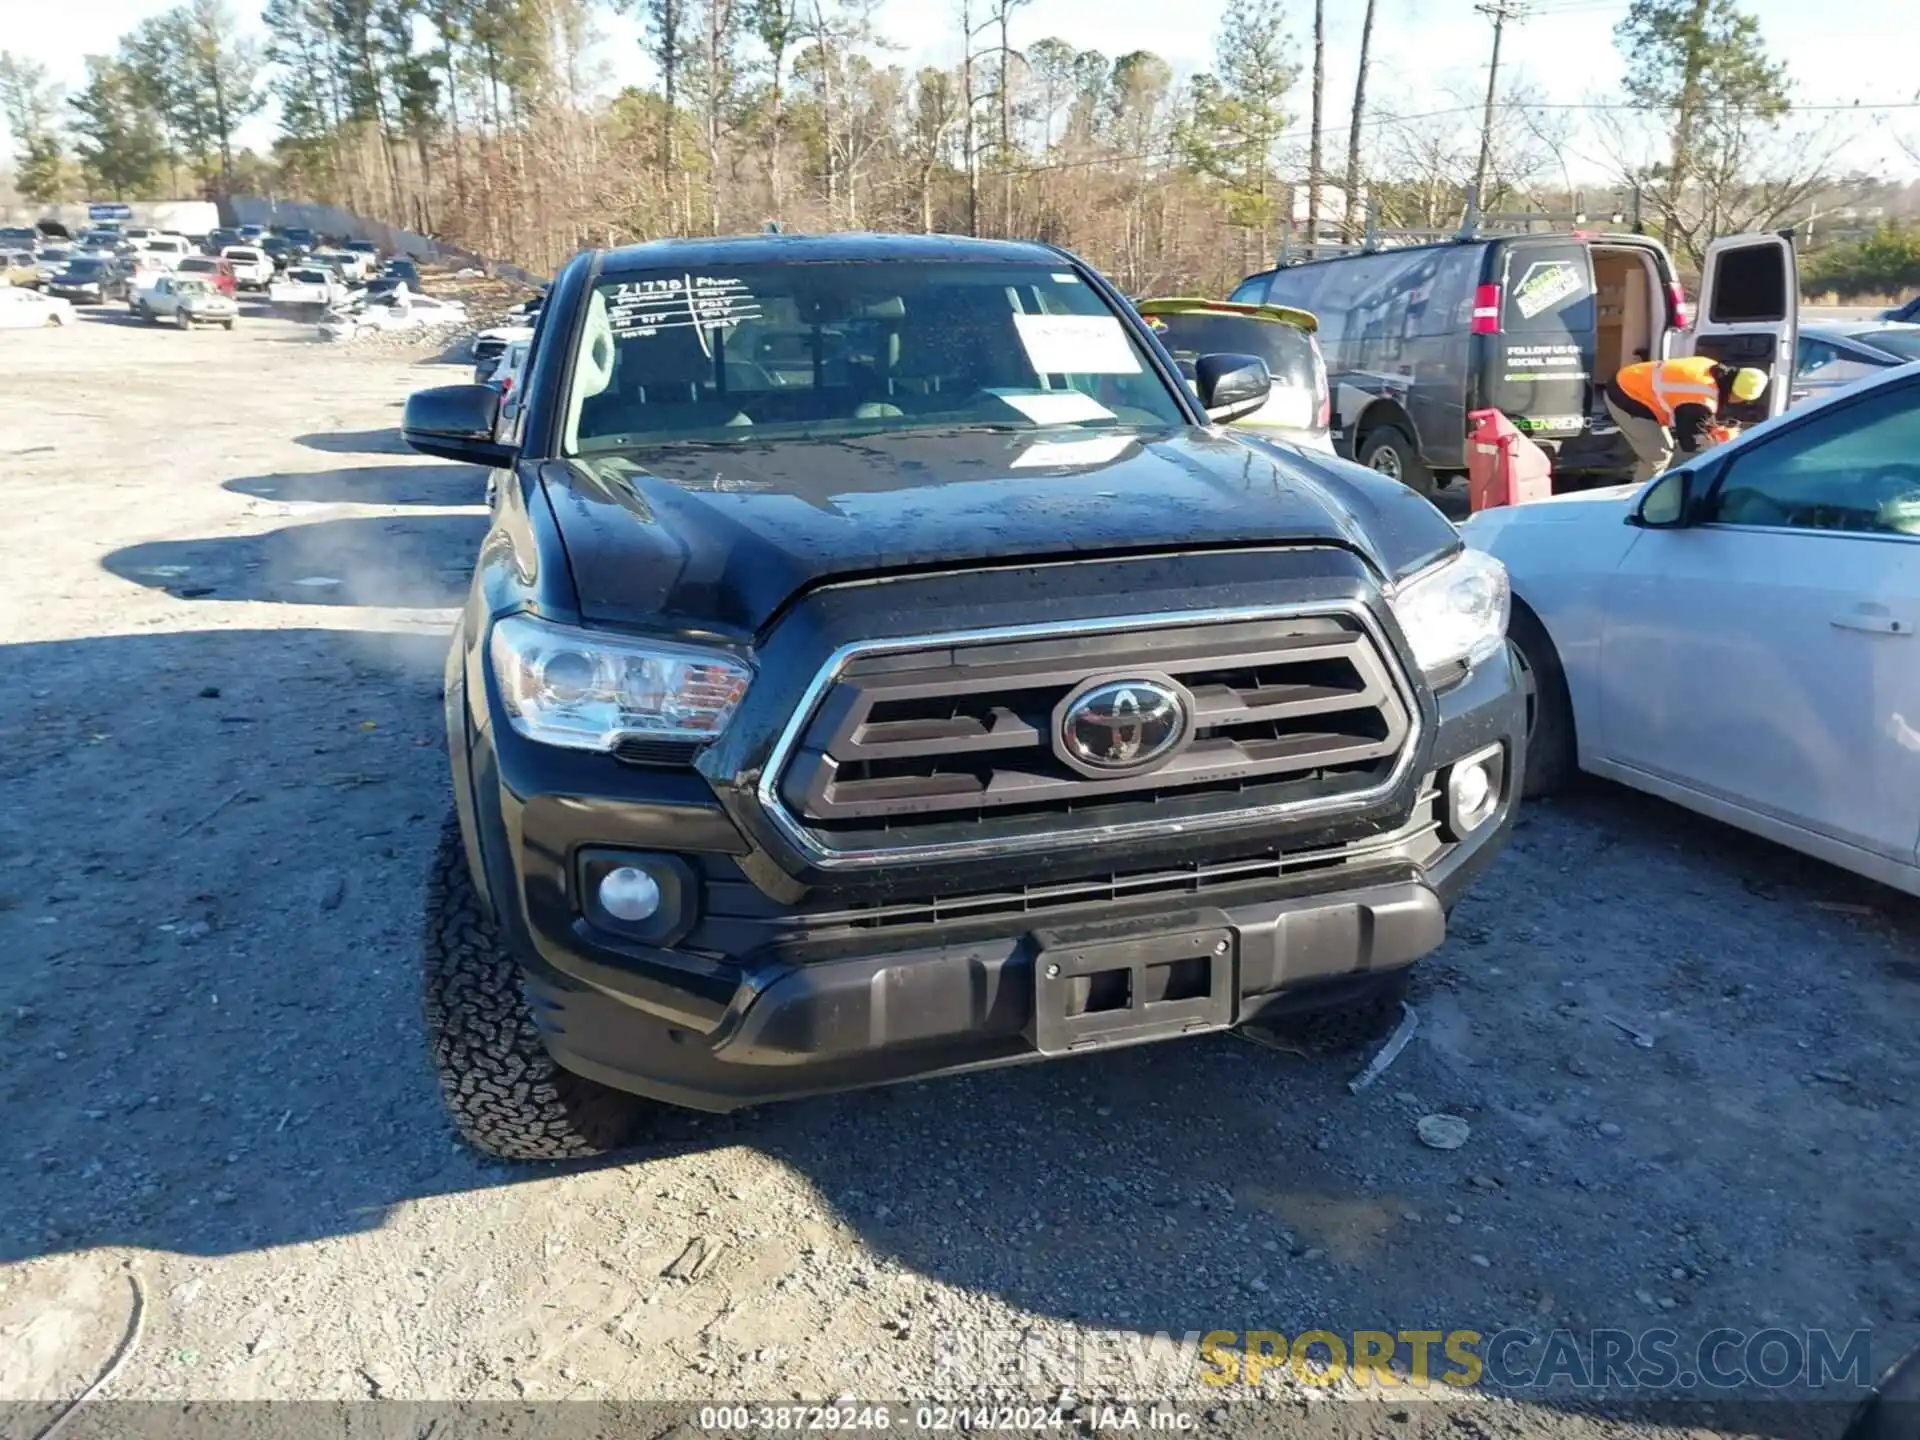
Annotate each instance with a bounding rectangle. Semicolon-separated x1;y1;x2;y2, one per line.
421;817;649;1160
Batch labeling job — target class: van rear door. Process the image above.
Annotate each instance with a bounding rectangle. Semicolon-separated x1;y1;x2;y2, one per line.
1677;232;1797;424
1484;240;1596;443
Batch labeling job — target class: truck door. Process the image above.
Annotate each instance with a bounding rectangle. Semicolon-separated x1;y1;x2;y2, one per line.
1677;232;1797;426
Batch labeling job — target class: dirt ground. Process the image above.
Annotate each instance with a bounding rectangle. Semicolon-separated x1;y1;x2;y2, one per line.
1;304;1918;1439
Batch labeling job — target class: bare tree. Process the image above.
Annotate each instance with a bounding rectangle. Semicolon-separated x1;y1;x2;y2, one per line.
1342;0;1377;240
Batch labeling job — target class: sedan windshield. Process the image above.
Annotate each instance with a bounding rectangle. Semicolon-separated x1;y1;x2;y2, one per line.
564;260;1185;454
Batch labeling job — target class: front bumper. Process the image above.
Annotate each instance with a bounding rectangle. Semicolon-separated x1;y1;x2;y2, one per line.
452;582;1524;1112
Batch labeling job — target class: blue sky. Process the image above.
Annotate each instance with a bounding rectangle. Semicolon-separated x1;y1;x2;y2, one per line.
9;0;1919;180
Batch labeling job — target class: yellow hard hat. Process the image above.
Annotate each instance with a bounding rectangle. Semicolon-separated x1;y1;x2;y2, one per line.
1730;367;1769;403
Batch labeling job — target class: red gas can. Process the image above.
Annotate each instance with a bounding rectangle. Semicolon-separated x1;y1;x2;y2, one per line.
1466;409;1555;512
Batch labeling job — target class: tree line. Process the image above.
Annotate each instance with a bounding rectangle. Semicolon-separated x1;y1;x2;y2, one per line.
1;0;1910;297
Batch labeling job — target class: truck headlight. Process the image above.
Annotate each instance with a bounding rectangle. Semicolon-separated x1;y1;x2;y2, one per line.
1389;549;1510;677
488;614;752;751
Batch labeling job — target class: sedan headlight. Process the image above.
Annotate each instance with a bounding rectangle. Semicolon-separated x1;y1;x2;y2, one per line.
488;614;752;751
1389;548;1510;676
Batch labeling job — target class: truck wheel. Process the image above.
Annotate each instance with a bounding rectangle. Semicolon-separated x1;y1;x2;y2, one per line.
421;816;654;1160
1508;604;1576;798
175;310;192;330
1357;425;1434;497
222;319;235;331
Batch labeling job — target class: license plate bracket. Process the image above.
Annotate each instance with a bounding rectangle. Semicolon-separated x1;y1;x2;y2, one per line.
1030;927;1235;1056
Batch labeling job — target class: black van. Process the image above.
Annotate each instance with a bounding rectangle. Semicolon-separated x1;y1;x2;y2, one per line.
1230;233;1694;491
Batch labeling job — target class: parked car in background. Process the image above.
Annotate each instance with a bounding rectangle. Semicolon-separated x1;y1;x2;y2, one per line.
220;245;275;290
311;247;375;282
45;256;130;305
1230;230;1797;493
0;225;41;251
134;275;239;329
238;223;267;242
346;240;381;265
176;254;237;297
136;234;193;270
381;257;421;290
76;228;126;254
278;225;318;256
471;318;536;382
268;264;350;314
1880;296;1920;324
259;234;298;270
1790;321;1920;407
123;226;159;244
33;246;73;284
0;286;74;327
204;227;243;255
1463;360;1920;895
1136;298;1333;453
3;250;40;287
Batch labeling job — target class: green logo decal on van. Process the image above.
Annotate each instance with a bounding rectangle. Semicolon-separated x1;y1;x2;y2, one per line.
1512;260;1587;320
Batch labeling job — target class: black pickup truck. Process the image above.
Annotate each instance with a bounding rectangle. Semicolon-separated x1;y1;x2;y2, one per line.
402;232;1524;1160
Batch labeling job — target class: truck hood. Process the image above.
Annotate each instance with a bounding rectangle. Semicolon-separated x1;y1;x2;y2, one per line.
542;426;1456;635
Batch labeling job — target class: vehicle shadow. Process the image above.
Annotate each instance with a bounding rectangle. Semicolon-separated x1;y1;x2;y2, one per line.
102;514;486;607
295;427;412;455
5;614;1913;1422
224;464;485;508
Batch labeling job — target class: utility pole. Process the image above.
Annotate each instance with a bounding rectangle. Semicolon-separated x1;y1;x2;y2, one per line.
1472;0;1523;208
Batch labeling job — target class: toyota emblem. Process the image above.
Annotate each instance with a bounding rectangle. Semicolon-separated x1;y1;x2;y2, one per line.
1057;678;1191;775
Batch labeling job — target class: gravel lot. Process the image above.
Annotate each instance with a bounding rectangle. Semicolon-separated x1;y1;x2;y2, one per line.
2;305;1917;1438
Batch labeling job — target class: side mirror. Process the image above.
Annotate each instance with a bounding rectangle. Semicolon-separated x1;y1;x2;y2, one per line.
1628;467;1690;528
403;384;516;466
1194;352;1273;423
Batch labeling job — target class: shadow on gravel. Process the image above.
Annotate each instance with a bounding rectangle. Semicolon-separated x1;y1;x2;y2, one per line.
103;513;486;607
224;464;485;508
296;427;412;455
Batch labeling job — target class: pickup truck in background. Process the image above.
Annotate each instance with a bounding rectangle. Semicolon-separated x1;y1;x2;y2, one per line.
134;274;239;329
269;265;351;316
221;246;275;291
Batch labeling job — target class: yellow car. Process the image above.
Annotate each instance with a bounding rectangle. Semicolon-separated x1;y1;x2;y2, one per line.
3;249;42;289
1135;297;1333;453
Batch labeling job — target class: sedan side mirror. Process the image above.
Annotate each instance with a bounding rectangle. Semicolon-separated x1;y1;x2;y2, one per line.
402;384;516;466
1628;467;1691;528
1193;352;1273;423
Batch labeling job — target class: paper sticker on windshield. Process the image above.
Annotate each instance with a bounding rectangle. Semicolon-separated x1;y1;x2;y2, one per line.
1511;261;1587;319
605;273;762;341
1013;314;1141;375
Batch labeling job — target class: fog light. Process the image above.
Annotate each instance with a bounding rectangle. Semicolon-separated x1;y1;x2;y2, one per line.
598;865;662;922
1446;748;1503;835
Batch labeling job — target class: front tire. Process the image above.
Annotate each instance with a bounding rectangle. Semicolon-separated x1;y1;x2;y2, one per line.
1357;424;1434;497
421;817;654;1160
1508;604;1577;797
176;310;192;330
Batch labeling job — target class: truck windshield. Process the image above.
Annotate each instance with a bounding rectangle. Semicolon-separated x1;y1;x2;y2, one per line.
563;261;1186;453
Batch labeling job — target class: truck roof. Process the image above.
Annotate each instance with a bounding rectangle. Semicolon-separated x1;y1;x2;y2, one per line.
598;232;1065;272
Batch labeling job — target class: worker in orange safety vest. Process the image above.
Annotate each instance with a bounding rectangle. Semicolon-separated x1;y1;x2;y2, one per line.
1604;355;1769;483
